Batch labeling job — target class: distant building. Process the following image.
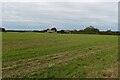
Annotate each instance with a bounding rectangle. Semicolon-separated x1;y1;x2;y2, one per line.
64;30;77;33
47;28;57;33
64;30;71;33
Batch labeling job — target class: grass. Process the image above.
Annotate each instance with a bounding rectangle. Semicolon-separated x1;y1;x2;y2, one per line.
2;32;118;78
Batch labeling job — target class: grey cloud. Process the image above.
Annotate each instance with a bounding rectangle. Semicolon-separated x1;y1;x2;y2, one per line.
2;2;118;30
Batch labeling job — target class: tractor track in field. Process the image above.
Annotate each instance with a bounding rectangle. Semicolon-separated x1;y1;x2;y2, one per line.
3;44;116;69
3;43;117;68
2;44;117;78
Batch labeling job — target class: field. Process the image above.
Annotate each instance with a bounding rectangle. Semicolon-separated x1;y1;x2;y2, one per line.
2;32;118;78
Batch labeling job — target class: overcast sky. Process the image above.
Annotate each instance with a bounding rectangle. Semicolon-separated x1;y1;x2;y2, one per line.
1;2;118;31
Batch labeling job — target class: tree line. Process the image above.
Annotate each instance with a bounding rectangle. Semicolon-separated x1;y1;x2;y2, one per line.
1;26;120;35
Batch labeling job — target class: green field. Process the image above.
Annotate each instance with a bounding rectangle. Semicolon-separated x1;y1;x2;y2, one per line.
2;32;118;78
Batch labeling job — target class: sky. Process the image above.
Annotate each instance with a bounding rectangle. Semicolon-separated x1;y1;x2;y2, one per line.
1;0;120;2
1;2;118;31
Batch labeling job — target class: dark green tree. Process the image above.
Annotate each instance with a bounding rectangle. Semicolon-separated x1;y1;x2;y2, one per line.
84;26;99;34
51;28;57;32
60;30;65;33
0;27;5;32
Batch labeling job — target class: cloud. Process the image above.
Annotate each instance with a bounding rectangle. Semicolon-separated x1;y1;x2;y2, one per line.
2;0;120;2
2;2;118;30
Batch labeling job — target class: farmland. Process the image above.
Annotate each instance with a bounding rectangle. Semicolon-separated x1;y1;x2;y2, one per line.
2;32;118;78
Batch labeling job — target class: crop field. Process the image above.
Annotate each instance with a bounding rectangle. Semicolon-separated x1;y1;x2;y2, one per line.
2;32;118;78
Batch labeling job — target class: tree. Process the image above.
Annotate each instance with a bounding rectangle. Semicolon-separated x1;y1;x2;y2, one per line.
60;30;65;33
51;28;57;32
84;26;99;34
106;29;113;35
106;29;112;32
0;27;5;32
